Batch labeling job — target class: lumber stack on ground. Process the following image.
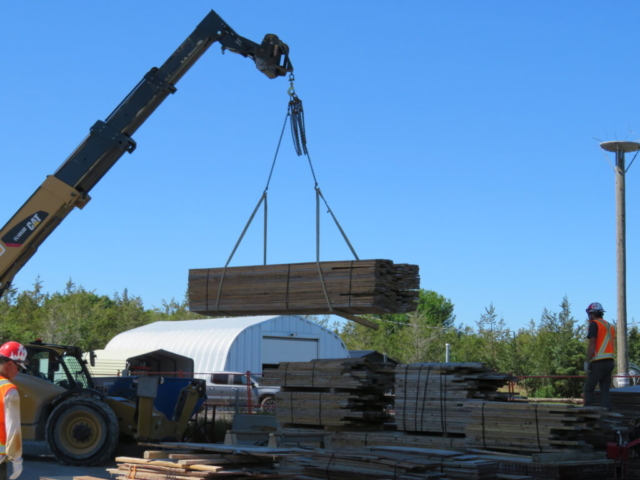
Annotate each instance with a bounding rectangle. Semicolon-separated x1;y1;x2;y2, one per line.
464;401;624;454
393;363;625;455
108;442;302;479
325;430;467;451
394;363;515;435
626;457;640;480
287;446;498;480
595;386;640;426
262;358;394;429
468;450;614;479
188;259;419;316
322;434;614;479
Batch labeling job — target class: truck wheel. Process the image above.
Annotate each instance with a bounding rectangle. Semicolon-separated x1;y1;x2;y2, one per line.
260;395;277;414
45;395;119;466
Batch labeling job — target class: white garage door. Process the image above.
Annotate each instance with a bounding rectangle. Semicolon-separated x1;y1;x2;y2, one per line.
262;337;318;364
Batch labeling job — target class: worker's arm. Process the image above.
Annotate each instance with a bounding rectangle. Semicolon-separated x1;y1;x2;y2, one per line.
586;337;597;362
584;321;598;371
4;388;22;466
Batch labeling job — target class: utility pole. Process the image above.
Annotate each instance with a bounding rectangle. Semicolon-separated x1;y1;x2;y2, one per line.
600;140;640;387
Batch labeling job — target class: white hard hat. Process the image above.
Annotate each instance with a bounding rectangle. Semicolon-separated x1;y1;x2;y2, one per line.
586;302;605;313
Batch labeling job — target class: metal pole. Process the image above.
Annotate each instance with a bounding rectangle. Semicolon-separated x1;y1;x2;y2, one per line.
600;141;640;387
445;343;451;363
615;149;629;386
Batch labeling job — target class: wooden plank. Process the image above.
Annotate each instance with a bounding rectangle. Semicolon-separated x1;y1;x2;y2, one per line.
72;477;111;480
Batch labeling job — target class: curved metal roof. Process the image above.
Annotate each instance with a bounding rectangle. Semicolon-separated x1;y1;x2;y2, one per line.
105;316;278;374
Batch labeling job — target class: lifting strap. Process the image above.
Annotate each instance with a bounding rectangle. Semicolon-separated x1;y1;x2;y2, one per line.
214;113;289;310
216;75;359;312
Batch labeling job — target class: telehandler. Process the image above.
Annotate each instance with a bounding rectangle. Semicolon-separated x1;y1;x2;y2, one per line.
16;340;206;465
0;7;293;465
0;8;292;298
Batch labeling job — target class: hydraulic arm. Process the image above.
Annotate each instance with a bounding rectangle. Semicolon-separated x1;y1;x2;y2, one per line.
0;10;292;299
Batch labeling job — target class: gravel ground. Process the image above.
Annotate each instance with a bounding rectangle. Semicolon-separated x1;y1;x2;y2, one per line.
22;442;146;480
21;455;116;480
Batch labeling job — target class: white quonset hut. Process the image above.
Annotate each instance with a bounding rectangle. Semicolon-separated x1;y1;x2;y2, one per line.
104;315;349;376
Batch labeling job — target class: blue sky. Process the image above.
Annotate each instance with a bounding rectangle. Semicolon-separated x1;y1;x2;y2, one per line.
2;2;640;333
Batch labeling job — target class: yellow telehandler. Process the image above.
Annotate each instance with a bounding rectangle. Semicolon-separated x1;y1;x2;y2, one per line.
16;340;206;466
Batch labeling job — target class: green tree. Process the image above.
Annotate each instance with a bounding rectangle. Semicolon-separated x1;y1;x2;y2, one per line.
474;303;510;371
522;297;584;397
394;311;450;363
447;326;484;363
338;290;456;363
0;278;48;344
415;290;456;328
629;324;640;366
150;290;208;322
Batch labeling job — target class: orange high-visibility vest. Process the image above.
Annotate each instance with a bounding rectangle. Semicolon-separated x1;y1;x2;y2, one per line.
591;318;616;361
0;376;16;456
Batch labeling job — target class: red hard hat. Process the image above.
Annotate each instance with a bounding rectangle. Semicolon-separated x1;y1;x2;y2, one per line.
0;341;28;366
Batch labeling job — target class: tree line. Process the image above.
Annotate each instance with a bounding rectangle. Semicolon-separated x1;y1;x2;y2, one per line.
0;279;205;352
2;280;638;398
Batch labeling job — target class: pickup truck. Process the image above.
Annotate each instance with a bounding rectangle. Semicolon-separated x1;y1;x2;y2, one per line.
206;372;279;413
613;362;640;388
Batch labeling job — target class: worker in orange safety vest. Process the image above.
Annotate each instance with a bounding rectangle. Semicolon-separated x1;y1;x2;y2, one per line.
583;302;616;410
0;341;26;480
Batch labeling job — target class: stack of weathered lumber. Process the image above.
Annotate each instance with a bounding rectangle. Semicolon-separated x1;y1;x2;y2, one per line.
325;430;467;451
318;432;615;479
394;363;515;435
188;259;419;316
595;386;640;425
465;401;623;454
393;363;626;456
107;442;301;479
468;450;614;479
288;446;498;480
262;358;394;429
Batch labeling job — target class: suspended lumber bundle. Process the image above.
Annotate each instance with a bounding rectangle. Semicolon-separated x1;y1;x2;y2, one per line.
394;363;515;434
464;401;625;454
263;358;394;429
188;259;419;316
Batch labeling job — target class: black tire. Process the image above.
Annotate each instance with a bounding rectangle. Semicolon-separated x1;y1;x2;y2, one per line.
260;395;277;414
45;395;119;466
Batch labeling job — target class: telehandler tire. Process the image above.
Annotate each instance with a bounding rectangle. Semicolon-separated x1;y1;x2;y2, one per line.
45;395;119;466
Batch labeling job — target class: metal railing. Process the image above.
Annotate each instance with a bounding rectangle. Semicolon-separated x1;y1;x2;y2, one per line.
508;374;640;402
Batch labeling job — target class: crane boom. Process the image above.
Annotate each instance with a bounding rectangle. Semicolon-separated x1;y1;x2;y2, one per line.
0;10;292;299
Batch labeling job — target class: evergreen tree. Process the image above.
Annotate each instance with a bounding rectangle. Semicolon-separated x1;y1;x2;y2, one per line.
474;303;510;371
